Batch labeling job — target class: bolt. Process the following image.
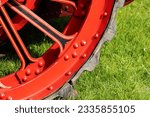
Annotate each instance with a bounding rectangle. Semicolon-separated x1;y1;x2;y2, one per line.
38;61;44;67
64;55;69;61
104;12;108;16
0;93;5;99
66;72;72;76
72;52;78;58
73;43;79;49
26;69;31;76
94;33;99;39
82;54;87;58
22;76;28;82
47;86;53;90
35;69;41;75
81;40;87;46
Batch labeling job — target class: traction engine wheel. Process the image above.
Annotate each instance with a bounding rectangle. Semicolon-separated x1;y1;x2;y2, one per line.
0;0;127;100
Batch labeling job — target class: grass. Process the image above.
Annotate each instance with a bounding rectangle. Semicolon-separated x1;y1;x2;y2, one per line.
0;0;150;100
75;0;150;100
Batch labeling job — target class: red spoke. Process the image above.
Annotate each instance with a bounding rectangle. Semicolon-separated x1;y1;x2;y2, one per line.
0;15;26;69
7;0;78;53
0;6;37;64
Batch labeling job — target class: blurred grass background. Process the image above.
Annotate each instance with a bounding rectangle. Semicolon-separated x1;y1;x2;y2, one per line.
0;0;149;99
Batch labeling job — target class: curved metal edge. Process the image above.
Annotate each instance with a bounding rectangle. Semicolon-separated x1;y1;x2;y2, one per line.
44;0;125;100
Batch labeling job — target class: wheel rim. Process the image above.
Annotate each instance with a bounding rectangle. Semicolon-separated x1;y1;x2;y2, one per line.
0;0;115;100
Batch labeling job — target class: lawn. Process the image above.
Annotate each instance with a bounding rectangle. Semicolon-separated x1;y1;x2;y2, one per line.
0;0;149;100
75;0;150;100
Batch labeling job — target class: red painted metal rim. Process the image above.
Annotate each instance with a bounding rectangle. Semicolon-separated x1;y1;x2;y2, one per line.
0;0;115;100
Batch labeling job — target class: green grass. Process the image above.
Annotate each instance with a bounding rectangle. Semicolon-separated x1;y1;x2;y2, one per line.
0;0;150;100
75;0;150;100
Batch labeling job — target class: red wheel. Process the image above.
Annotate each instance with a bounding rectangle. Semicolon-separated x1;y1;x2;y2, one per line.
0;0;127;100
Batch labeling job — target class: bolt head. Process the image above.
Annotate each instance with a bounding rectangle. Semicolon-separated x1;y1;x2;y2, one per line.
26;69;31;76
47;86;53;90
35;69;41;75
82;54;87;58
64;55;69;61
81;40;87;46
95;34;99;38
72;52;78;58
104;12;108;16
38;61;44;67
66;72;72;76
73;43;79;49
0;93;5;99
22;76;28;82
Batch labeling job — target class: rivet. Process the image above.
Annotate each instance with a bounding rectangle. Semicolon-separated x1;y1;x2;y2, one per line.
82;54;87;58
64;55;69;61
81;40;87;46
104;12;108;16
26;69;31;76
38;61;44;67
48;86;53;90
66;72;72;76
7;96;13;100
22;76;28;82
73;43;79;49
94;33;99;38
0;93;5;99
72;52;78;58
35;69;41;75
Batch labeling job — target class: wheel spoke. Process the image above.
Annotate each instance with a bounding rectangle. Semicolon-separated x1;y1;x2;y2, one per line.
0;6;40;70
7;0;77;53
0;16;26;69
